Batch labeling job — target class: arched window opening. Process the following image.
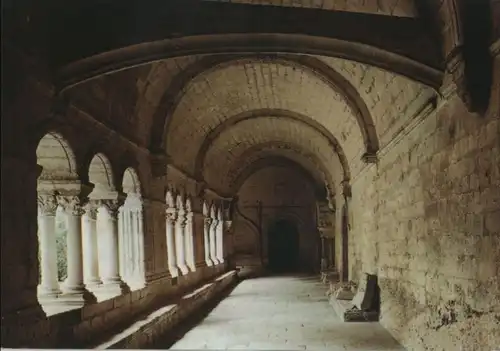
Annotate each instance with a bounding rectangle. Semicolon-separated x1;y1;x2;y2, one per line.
118;168;145;290
88;153;128;301
36;132;87;314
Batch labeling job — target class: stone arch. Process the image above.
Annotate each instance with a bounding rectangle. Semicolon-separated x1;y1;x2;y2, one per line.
88;153;116;192
229;156;326;198
194;108;352;182
122;167;142;195
225;141;340;194
153;55;379;157
202;117;347;194
36;132;78;181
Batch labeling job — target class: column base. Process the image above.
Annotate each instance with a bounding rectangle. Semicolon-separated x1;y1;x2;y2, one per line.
168;265;180;278
37;285;62;299
178;263;189;275
59;286;97;306
96;280;130;301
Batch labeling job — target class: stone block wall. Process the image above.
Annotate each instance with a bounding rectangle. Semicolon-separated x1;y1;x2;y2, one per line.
348;58;500;350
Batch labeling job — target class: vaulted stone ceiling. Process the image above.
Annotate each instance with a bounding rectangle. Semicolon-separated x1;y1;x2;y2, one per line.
65;51;435;194
203;0;419;17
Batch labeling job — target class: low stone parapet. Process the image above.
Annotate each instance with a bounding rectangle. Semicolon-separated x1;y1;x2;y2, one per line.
92;270;237;349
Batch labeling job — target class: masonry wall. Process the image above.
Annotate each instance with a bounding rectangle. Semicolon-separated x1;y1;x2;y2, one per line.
233;166;320;272
349;59;500;350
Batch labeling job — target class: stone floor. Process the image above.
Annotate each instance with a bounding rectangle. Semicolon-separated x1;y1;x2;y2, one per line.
168;274;405;350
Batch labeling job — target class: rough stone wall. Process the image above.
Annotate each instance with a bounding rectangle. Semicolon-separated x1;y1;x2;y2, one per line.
348;59;500;350
233;166;319;272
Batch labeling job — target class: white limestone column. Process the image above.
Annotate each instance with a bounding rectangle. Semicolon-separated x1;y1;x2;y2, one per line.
97;200;128;297
58;195;94;303
216;209;224;264
37;194;61;297
136;206;146;286
204;217;214;266
82;203;101;287
166;209;179;277
185;209;195;272
209;207;219;265
175;204;189;275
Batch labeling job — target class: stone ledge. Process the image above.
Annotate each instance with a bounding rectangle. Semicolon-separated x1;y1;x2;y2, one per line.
329;297;379;322
92;270;238;349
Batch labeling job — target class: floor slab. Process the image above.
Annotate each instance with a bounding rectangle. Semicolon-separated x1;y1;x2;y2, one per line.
168;274;404;350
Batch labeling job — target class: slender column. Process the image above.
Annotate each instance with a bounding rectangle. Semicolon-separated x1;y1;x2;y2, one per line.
216;209;224;263
204;217;214;266
320;235;327;271
37;194;61;297
82;203;101;287
96;199;128;298
136;206;146;286
118;207;125;279
185;210;196;272
176;205;189;275
210;213;219;265
58;195;95;304
166;209;179;277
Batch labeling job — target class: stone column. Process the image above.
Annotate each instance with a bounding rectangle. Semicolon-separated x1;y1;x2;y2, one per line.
96;200;128;298
185;209;196;272
165;209;179;277
175;204;189;275
133;206;146;289
210;215;219;265
58;195;95;305
204;217;214;266
320;235;328;272
216;209;224;264
82;203;101;288
37;193;61;298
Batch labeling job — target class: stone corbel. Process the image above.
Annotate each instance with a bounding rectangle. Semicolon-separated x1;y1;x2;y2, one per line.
361;152;378;164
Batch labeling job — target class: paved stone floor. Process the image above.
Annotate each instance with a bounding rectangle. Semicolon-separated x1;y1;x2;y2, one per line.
169;275;405;350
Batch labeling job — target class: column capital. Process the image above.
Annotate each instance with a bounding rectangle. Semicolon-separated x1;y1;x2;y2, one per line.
99;199;123;219
204;217;213;226
37;193;58;216
84;202;99;220
166;209;177;224
57;195;88;216
177;210;187;227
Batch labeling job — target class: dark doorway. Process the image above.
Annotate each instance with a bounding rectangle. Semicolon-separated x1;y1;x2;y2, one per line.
267;219;299;273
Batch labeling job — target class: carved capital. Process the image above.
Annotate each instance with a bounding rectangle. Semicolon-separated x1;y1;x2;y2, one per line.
99;199;122;218
37;194;58;216
176;210;187;227
166;209;177;224
84;202;98;220
57;195;87;216
204;217;213;227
